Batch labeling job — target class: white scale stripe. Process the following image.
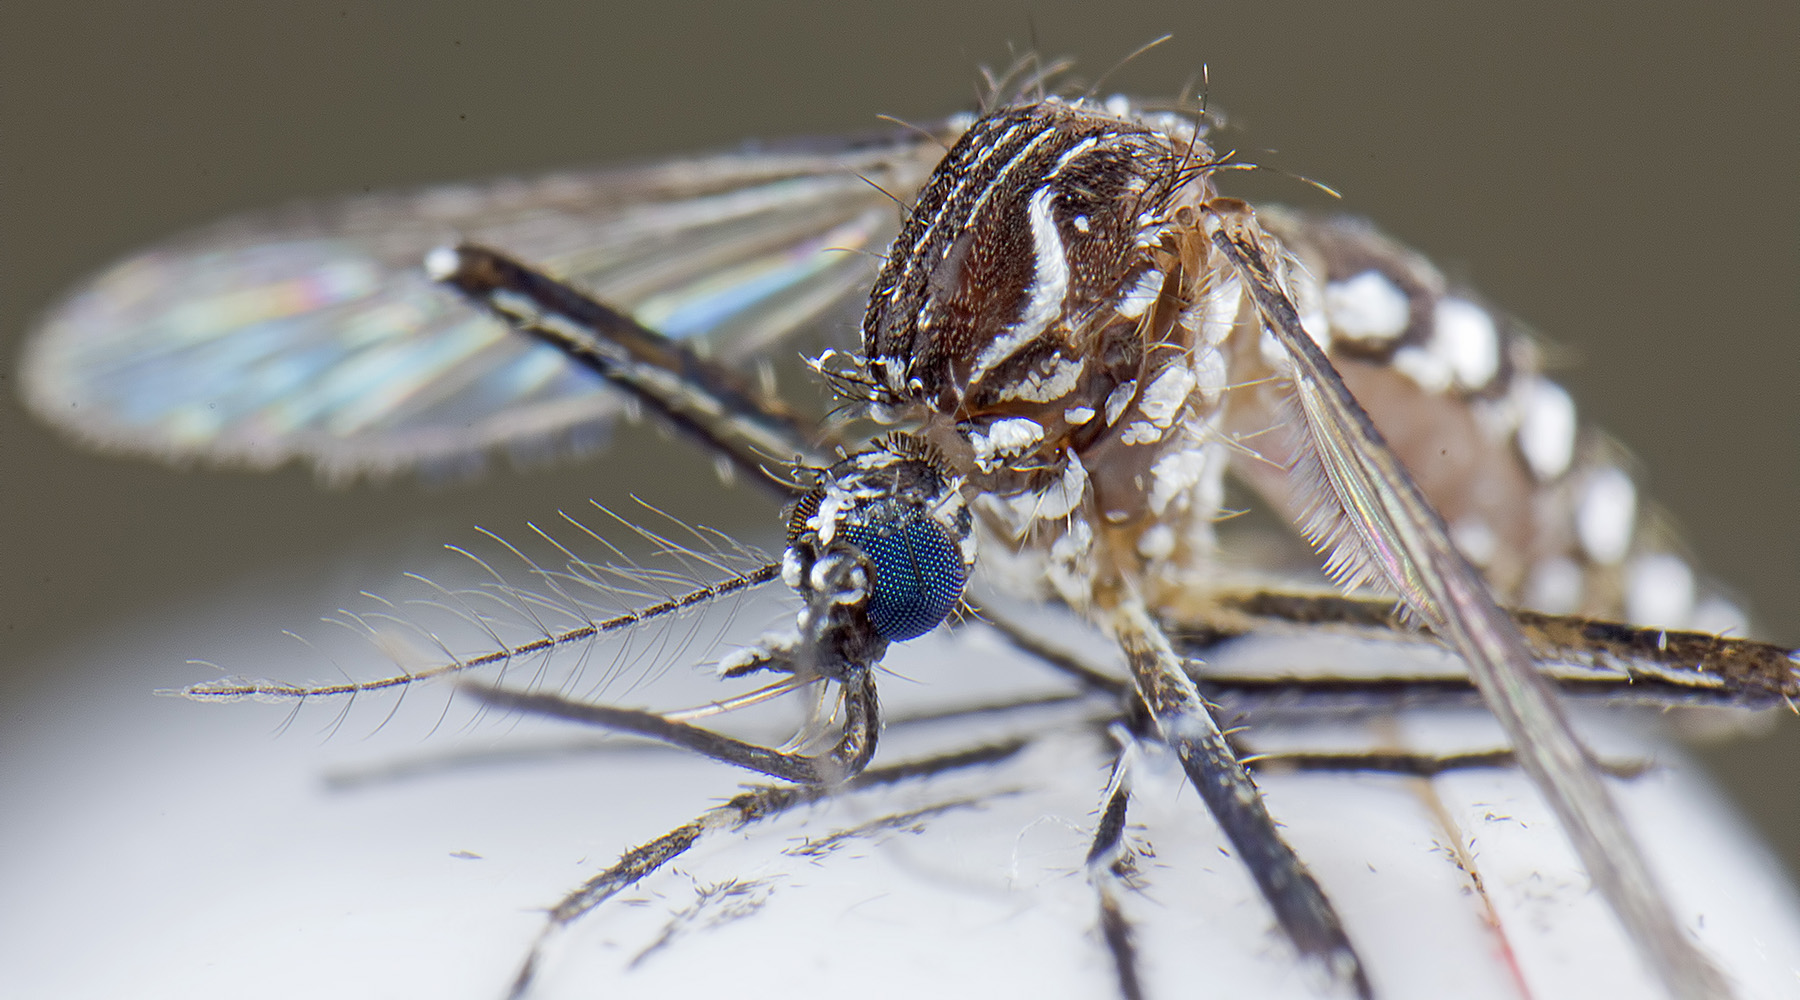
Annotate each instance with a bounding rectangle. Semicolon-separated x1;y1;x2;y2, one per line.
906;121;1042;287
1045;134;1100;178
900;123;1065;379
882;121;1025;305
970;184;1070;381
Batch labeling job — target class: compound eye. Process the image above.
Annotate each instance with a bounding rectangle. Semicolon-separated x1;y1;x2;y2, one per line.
839;509;966;642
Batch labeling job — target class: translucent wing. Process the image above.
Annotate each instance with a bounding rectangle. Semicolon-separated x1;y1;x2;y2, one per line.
20;131;951;480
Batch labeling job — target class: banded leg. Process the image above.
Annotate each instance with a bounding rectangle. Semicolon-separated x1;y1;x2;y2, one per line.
1087;739;1145;1000
1178;588;1800;708
428;243;829;491
1110;596;1372;999
1245;748;1653;781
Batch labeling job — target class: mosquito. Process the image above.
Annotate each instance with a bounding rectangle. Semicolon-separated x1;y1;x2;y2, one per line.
19;57;1796;1000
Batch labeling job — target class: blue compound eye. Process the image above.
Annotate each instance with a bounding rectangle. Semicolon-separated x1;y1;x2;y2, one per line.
840;510;966;642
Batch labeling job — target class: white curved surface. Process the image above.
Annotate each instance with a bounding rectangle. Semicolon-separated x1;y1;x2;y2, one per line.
4;579;1799;1000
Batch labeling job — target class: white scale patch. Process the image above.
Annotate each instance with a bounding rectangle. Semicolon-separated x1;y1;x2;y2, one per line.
1515;376;1577;481
1190;344;1229;407
1136;523;1177;560
1386;298;1498;394
1115;269;1164;320
810;491;853;546
996;455;1091;529
1626;552;1696;628
1432;298;1500;389
1103;380;1138;427
1576;466;1638;565
1120;421;1164;446
970;417;1046;472
1198;274;1243;346
779;547;806;591
1137;365;1196;429
1004;357;1084;404
1133;211;1166;248
1045;515;1097;608
1064;405;1095;425
1038;457;1090;519
1324;270;1410;343
1147;444;1213;516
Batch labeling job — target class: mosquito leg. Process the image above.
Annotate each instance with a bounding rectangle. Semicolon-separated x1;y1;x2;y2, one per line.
502;737;1035;1000
1176;588;1800;707
1245;747;1654;780
977;591;1792;720
1110;597;1372;999
462;670;880;785
979;593;1409;996
1086;740;1145;1000
427;243;832;490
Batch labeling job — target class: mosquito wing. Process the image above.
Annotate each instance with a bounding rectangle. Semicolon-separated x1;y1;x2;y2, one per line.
1206;205;1732;997
20;129;952;481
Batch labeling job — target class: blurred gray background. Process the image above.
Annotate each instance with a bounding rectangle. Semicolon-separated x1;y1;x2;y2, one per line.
3;3;1795;865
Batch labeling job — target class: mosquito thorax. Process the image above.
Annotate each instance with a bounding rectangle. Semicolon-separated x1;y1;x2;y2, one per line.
862;96;1215;424
782;438;975;643
852;94;1242;609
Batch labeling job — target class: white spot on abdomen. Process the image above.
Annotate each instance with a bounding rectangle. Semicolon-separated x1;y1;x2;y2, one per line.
1626;552;1695;627
1325;270;1410;343
1516;377;1576;480
1524;556;1584;613
1389;297;1500;394
1433;298;1500;389
1577;466;1637;565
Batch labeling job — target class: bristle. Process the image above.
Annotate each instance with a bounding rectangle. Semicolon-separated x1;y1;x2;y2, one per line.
1278;395;1386;597
169;507;786;735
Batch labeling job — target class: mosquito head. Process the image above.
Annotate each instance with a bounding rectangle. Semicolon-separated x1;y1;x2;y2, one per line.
783;437;974;644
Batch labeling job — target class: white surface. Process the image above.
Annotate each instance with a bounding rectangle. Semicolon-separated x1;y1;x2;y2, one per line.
5;575;1800;1000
